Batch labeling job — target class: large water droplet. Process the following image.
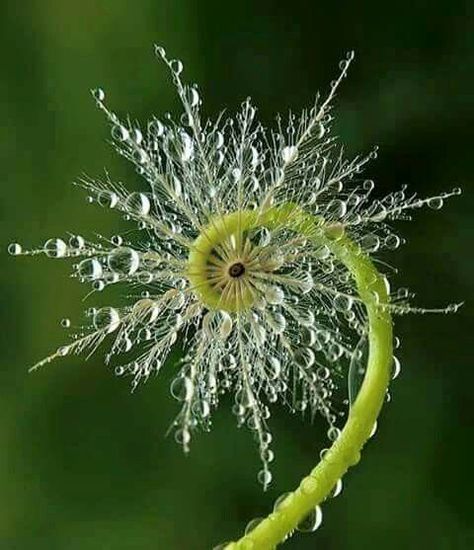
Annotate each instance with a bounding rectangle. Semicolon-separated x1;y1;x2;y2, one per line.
108;247;140;276
296;505;323;532
124;192;151;216
98;190;119;209
111;125;129;142
69;235;85;249
294;347;315;369
93;307;120;333
77;258;103;280
44;238;67;258
266;286;285;305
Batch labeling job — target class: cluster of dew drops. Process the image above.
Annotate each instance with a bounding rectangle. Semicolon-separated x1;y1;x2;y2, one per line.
8;47;463;544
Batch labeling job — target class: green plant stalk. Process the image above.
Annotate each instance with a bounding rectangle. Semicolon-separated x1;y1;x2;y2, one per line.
187;203;393;550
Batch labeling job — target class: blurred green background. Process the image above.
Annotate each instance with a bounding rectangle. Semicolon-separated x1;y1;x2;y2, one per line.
1;1;473;549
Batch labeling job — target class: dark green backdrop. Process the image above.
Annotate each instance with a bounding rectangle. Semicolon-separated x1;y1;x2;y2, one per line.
1;1;472;549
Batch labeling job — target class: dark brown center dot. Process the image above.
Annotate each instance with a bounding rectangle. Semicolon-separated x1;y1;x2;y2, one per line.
228;262;246;278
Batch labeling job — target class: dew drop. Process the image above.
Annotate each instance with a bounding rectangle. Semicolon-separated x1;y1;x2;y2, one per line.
155;44;166;58
300;476;318;495
111;125;129;142
149;121;164;141
8;243;22;255
108;247;140;276
297;505;323;532
273;492;293;512
266;286;285;305
170;59;184;75
360;233;380;252
329;478;343;498
245;518;263;535
392;355;401;379
44;238;67;258
60;318;71;328
57;345;70;356
215;131;224;150
334;294;353;312
187;87;200;108
257;468;272;487
281;145;298;163
92;88;105;102
428;197;444;210
98;190;119;209
124;192;151;216
93;307;120;333
77;258;103;280
384;234;401;250
326;199;347;219
294;347;315;369
69;235;85;249
133;148;148;165
267;312;286;334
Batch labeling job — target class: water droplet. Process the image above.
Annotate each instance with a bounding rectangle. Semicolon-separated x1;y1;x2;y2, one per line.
175;427;191;446
60;318;71;328
245;518;263;535
108;247;140;276
57;345;70;356
149;119;164;138
98;190;119;209
326;199;347;219
274;492;293;512
111;125;129;142
77;258;102;280
360;233;380;252
257;468;272;487
300;476;318;495
334;294;353;312
294;347;315;369
281;145;298;163
155;44;166;58
296;505;323;532
44;238;67;258
392;356;401;379
215;131;224;149
8;243;22;255
327;426;341;441
93;307;120;333
92;88;105;102
329;478;343;498
187;87;200;107
385;234;401;250
369;420;378;438
69;235;85;249
266;286;285;305
180;132;193;162
170;59;183;75
133;148;148;165
428;197;444;210
124;192;151;216
267;312;286;334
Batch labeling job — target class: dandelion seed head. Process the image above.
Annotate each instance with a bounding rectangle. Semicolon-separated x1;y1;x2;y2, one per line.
10;46;462;490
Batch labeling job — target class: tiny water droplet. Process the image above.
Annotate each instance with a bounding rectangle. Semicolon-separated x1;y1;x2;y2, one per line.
92;88;105;102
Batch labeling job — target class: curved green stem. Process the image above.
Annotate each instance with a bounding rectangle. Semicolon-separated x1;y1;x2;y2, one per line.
187;203;393;550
